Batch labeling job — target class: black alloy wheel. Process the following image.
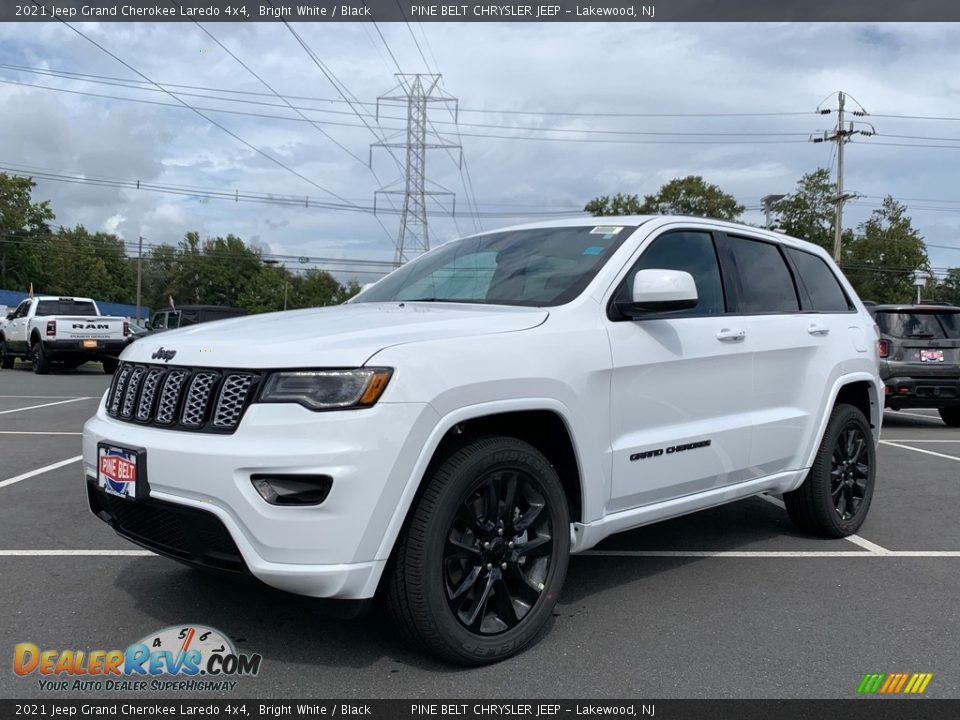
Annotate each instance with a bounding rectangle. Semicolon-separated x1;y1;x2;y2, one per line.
386;435;569;665
784;403;876;537
830;423;870;521
443;468;554;635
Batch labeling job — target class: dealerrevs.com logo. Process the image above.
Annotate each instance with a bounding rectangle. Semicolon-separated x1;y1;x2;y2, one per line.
14;625;262;692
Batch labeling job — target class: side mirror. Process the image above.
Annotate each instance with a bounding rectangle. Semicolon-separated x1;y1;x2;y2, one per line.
616;269;698;318
5;312;13;321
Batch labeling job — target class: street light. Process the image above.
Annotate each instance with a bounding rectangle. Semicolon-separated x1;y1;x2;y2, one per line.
761;194;786;230
914;270;926;305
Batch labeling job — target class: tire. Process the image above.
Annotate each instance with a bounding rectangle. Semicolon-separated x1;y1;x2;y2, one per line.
386;435;570;665
102;358;119;374
0;339;13;369
939;406;960;428
31;342;50;375
784;403;876;538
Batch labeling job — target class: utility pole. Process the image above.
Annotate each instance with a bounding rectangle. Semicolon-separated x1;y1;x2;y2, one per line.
372;74;460;265
135;236;143;321
811;91;875;262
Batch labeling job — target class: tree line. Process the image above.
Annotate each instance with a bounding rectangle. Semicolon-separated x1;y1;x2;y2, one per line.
0;173;361;315
2;169;958;310
586;170;957;305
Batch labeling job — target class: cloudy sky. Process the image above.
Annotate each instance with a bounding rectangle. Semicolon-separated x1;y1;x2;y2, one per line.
1;20;959;281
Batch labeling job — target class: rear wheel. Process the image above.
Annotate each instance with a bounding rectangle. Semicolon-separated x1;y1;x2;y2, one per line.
939;406;960;428
31;342;50;375
784;403;876;537
0;340;13;369
386;436;569;665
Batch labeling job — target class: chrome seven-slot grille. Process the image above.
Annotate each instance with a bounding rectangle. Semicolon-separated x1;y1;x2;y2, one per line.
107;362;259;433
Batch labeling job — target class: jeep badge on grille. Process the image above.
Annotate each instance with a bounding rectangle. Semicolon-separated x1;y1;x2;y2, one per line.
152;347;177;362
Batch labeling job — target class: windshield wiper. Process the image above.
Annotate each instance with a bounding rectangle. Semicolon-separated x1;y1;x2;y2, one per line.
401;298;480;303
906;332;936;338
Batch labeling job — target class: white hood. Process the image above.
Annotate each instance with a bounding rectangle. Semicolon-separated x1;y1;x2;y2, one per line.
122;302;548;368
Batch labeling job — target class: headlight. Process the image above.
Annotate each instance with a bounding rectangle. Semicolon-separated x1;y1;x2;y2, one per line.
258;368;393;410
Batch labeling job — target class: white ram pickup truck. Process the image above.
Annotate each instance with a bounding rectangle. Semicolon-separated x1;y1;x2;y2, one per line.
83;216;883;664
0;296;128;374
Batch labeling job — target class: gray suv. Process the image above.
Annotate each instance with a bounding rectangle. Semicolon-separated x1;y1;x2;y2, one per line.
869;304;960;426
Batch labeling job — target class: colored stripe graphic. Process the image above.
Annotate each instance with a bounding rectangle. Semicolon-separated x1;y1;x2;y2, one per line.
858;672;933;695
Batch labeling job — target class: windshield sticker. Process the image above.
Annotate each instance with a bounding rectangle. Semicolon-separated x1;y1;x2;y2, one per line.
582;246;605;256
589;226;623;235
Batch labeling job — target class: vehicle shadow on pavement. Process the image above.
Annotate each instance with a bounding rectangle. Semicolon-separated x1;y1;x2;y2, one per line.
111;559;461;672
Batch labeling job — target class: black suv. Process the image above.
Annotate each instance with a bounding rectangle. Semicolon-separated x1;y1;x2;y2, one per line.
869;304;960;426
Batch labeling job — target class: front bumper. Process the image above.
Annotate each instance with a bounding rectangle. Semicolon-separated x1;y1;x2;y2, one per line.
83;397;439;599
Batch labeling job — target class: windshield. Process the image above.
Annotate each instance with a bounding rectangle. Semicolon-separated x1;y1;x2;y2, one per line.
355;225;636;307
875;310;960;339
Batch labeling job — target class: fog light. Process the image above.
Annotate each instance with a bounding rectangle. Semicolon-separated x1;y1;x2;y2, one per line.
251;474;333;506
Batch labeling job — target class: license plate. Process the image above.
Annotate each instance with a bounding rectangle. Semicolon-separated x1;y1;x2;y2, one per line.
920;349;944;362
98;445;139;499
83;340;97;349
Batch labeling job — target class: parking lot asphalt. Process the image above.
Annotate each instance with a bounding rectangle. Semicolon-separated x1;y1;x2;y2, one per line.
1;362;958;699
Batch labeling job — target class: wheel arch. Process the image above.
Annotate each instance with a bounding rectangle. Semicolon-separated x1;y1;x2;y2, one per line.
800;373;882;473
373;401;586;569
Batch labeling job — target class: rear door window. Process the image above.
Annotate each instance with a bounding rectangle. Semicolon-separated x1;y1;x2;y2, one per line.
724;235;800;313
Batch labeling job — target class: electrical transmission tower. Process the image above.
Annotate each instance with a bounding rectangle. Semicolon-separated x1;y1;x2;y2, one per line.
372;74;461;265
811;91;875;261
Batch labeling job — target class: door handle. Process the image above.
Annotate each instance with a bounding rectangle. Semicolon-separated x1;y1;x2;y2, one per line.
807;323;830;336
716;328;746;342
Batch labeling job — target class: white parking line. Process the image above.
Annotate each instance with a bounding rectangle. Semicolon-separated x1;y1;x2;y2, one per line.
881;440;960;463
0;395;89;399
882;439;960;443
0;431;82;436
0;397;93;415
0;550;155;556
0;456;82;489
758;493;892;554
583;550;960;558
889;410;943;421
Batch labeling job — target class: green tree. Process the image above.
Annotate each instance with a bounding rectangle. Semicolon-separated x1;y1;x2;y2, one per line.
42;226;134;302
0;173;55;290
585;176;743;220
584;192;644;216
843;197;929;303
772;168;837;252
932;268;960;305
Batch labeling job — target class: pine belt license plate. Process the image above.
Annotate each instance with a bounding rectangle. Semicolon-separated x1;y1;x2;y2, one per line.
920;349;944;362
98;444;140;499
82;340;97;349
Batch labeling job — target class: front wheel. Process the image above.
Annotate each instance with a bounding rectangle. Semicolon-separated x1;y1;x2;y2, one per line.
939;406;960;428
386;436;570;665
784;403;876;537
0;340;13;369
102;358;119;374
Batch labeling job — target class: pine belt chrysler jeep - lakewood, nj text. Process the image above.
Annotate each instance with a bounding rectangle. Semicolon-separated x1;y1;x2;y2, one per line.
83;216;883;664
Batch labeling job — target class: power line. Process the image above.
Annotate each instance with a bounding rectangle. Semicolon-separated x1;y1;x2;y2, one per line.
44;19;362;210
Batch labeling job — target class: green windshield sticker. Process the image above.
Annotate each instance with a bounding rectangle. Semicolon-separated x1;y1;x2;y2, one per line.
582;246;604;256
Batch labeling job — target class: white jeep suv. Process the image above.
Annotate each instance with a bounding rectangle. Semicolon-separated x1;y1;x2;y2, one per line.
83;216;882;664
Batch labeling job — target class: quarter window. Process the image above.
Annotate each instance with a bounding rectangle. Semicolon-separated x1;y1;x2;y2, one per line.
786;248;852;312
726;236;800;313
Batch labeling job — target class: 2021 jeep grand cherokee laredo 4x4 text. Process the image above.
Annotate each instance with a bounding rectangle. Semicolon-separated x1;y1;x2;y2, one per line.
83;216;883;664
